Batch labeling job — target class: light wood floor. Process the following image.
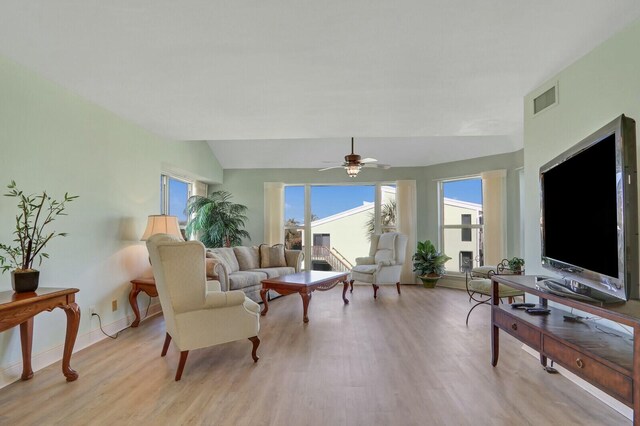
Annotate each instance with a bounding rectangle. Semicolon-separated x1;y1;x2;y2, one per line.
0;286;629;425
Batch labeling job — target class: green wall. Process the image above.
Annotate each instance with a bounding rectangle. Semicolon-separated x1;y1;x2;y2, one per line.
0;55;222;374
215;149;524;258
523;18;640;277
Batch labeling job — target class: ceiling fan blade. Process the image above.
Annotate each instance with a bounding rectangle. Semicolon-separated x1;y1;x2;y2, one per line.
318;165;345;172
363;163;391;169
360;158;378;163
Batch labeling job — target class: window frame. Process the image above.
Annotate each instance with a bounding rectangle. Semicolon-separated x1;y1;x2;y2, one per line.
438;176;484;275
160;174;194;228
283;181;396;271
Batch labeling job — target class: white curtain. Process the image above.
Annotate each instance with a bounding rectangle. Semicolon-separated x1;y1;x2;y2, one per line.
481;170;507;266
193;181;208;197
397;180;418;284
264;182;284;245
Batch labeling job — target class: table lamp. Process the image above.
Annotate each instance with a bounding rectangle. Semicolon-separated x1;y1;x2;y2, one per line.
141;215;184;241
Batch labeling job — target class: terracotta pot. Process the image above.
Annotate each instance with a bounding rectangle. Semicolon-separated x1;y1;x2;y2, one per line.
11;270;40;293
419;274;441;288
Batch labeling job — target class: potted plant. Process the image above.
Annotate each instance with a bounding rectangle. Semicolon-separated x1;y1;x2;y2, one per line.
0;181;78;292
507;257;525;274
185;190;250;247
412;240;451;288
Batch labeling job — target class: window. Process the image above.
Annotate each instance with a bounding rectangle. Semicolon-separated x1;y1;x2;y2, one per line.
461;214;472;241
284;183;395;271
161;175;193;228
439;177;483;274
459;251;473;273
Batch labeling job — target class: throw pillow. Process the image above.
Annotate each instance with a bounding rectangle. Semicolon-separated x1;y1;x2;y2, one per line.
259;244;287;268
233;246;260;270
208;247;240;272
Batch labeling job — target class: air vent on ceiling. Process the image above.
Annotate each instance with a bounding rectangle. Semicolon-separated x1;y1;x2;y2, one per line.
533;85;557;115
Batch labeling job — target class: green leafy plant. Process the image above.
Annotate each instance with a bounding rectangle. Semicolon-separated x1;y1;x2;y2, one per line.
0;181;78;273
412;240;451;277
507;257;525;272
185;190;250;247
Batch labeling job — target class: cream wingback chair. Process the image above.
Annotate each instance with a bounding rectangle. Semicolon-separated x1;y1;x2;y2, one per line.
146;234;261;381
350;232;409;299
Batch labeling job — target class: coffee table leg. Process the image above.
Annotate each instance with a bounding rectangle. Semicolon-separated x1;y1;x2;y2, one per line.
260;288;269;316
300;290;312;323
342;280;350;304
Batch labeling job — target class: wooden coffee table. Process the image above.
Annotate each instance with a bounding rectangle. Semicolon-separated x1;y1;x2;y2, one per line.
260;271;350;323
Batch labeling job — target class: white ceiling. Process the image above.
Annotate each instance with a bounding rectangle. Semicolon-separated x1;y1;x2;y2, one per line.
0;1;639;169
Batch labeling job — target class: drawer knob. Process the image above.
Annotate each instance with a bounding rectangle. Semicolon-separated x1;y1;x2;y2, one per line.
511;323;518;331
576;358;585;369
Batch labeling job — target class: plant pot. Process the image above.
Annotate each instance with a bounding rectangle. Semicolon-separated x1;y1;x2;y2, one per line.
11;270;40;293
419;274;441;288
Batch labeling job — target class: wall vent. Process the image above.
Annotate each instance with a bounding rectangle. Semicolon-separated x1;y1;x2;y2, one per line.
533;85;557;115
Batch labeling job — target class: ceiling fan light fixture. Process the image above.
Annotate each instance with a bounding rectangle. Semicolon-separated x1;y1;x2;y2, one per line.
346;163;361;177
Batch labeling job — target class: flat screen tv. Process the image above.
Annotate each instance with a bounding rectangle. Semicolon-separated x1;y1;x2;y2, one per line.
540;114;638;303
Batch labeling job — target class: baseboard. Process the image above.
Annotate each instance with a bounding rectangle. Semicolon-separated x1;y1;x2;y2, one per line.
521;344;632;420
436;275;466;290
0;302;163;390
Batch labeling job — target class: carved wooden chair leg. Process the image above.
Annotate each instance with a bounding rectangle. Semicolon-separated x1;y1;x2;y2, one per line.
372;284;379;299
396;282;401;295
350;280;354;293
175;350;189;381
248;336;260;362
161;333;171;357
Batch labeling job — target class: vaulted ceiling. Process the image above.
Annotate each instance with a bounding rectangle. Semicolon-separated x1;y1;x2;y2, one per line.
1;1;639;168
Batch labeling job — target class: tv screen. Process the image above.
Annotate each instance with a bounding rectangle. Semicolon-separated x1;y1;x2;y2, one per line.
542;134;618;278
540;115;638;302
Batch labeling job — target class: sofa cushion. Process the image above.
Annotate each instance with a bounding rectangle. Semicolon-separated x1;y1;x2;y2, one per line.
260;244;287;268
351;264;377;275
233;246;260;270
228;271;267;290
208;247;240;273
252;266;295;278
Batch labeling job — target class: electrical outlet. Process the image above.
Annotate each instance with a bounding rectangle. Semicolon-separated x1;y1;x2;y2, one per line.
89;305;96;316
112;300;118;312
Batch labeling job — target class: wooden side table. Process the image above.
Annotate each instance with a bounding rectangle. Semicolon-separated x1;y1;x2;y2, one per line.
0;288;80;382
129;277;157;327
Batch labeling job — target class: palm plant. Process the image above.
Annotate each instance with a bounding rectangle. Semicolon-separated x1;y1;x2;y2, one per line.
185;191;250;247
365;200;397;238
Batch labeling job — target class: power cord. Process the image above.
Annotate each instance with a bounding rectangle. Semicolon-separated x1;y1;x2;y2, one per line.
91;296;153;339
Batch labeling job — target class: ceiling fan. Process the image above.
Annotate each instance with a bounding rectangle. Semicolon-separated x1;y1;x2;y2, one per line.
318;137;391;177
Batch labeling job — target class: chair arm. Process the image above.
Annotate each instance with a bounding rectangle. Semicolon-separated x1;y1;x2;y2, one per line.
285;249;304;272
204;290;246;309
207;280;221;292
355;256;375;265
205;258;229;291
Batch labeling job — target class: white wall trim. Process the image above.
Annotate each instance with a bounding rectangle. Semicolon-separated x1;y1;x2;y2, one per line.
0;303;162;390
521;344;632;420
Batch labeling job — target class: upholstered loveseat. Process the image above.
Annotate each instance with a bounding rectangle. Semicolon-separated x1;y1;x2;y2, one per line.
205;246;303;302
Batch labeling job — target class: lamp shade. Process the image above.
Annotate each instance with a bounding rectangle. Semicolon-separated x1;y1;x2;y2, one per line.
141;215;184;241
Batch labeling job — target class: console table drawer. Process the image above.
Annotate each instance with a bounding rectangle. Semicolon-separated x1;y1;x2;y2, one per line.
543;336;633;405
494;309;541;350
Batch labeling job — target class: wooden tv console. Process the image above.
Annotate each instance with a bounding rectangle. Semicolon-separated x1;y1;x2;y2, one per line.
491;274;640;424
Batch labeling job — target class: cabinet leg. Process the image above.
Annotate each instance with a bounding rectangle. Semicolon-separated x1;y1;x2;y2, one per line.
491;325;499;366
